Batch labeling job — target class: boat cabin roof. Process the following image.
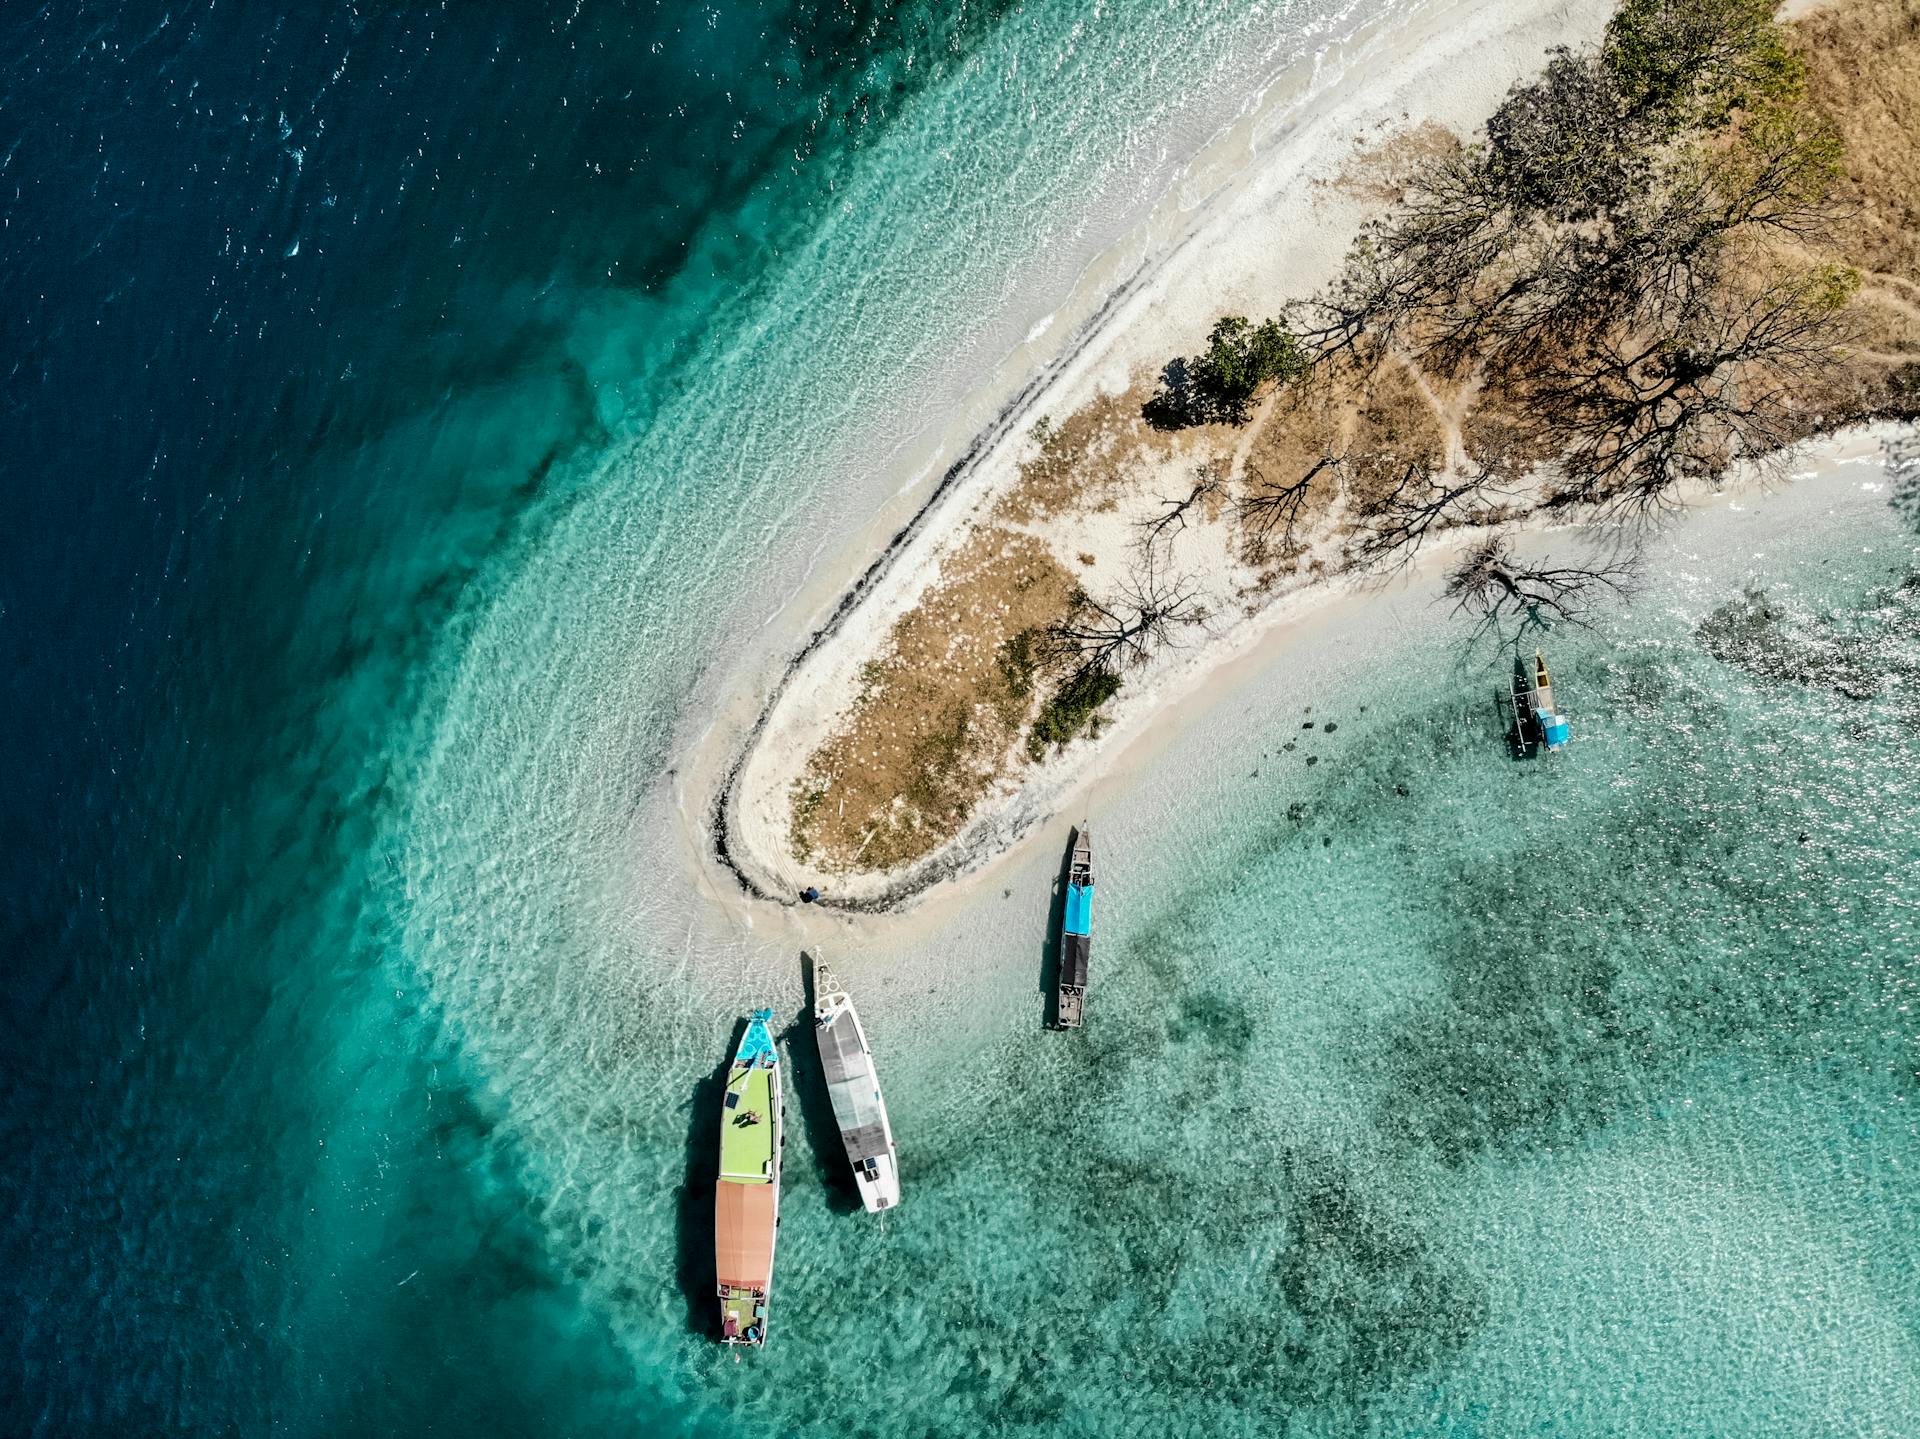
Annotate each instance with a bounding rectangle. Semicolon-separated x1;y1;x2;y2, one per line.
1064;882;1092;939
715;1184;775;1288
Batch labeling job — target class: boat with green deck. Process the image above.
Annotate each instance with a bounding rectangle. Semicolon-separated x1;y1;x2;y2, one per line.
715;1007;783;1348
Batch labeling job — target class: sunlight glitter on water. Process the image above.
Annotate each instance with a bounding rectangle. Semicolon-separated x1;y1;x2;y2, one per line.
440;459;1920;1438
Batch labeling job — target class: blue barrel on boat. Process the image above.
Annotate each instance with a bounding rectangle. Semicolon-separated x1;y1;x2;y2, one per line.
1064;883;1092;937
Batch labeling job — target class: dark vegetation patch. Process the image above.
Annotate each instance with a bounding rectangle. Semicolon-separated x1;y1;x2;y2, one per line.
1698;576;1920;710
1026;667;1123;759
1166;994;1256;1056
1269;1152;1490;1408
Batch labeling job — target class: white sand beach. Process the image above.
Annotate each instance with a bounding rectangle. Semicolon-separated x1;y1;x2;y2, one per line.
692;0;1899;914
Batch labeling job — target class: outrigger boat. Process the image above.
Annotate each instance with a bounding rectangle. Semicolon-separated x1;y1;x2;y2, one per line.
810;955;901;1212
715;1008;783;1348
1057;826;1092;1029
1508;648;1571;758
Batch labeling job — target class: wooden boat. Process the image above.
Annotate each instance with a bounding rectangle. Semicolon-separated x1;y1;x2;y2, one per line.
1057;826;1092;1029
1532;650;1570;750
810;955;901;1212
715;1008;783;1348
1508;649;1570;757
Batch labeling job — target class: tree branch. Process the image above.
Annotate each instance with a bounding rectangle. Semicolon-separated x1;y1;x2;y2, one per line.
1046;549;1209;677
1135;462;1224;557
1444;533;1641;648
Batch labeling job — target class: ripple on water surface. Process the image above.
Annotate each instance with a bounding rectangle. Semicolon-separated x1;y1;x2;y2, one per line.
522;482;1920;1438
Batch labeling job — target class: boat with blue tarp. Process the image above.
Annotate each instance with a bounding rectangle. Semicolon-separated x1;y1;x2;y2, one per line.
1508;648;1570;757
1057;827;1092;1028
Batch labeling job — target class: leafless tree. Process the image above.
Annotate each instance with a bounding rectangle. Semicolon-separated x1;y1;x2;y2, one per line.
1444;533;1641;647
1046;549;1207;677
1290;172;1517;376
1289;48;1845;408
1168;3;1862;656
1237;453;1340;557
1134;462;1224;557
1460;122;1844;383
1348;462;1518;568
1531;264;1856;513
1483;47;1643;222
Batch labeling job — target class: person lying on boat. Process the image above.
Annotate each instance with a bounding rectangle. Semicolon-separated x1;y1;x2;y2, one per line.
735;1109;763;1127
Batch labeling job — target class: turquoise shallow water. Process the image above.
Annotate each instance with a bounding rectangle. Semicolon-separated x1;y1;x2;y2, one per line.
7;0;1919;1432
591;479;1920;1439
4;0;1406;1431
372;469;1920;1438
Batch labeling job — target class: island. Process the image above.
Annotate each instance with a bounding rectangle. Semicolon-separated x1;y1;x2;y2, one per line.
715;0;1920;910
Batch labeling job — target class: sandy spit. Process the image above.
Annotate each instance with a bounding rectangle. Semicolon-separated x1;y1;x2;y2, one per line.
694;0;1721;913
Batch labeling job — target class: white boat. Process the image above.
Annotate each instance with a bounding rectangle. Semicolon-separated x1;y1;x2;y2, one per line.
810;955;901;1212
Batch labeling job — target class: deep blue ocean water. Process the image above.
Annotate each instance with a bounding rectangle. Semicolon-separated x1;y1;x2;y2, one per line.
7;2;1918;1436
0;1;1386;1431
0;3;1054;1429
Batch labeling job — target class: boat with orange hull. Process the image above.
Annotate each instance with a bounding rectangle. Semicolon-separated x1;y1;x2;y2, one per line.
715;1008;783;1348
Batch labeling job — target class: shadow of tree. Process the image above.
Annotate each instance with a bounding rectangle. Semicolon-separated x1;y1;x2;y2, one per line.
1142;356;1203;430
1142;354;1260;429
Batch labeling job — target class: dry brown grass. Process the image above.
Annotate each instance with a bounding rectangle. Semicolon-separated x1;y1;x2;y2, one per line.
1341;361;1453;515
787;342;1458;878
785;0;1920;881
790;527;1079;872
1800;0;1920;286
1798;0;1920;416
995;382;1225;524
1237;364;1449;569
1460;376;1562;483
790;378;1234;877
1327;120;1466;204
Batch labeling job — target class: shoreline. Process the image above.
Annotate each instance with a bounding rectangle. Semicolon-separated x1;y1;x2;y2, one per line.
701;253;1159;911
698;0;1618;912
693;0;1897;917
685;0;1431;914
693;421;1906;1022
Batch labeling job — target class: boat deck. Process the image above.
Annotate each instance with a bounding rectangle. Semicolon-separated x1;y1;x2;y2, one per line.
720;1286;768;1343
720;1066;776;1181
1057;986;1084;1028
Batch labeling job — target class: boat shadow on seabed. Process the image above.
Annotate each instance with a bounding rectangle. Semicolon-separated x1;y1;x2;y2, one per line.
674;1018;744;1340
1038;829;1074;1029
781;954;865;1218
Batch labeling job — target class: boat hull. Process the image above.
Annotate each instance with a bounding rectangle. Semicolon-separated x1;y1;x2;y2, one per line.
1508;652;1570;756
716;1010;783;1347
852;1148;902;1213
813;962;901;1213
1057;826;1092;1029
